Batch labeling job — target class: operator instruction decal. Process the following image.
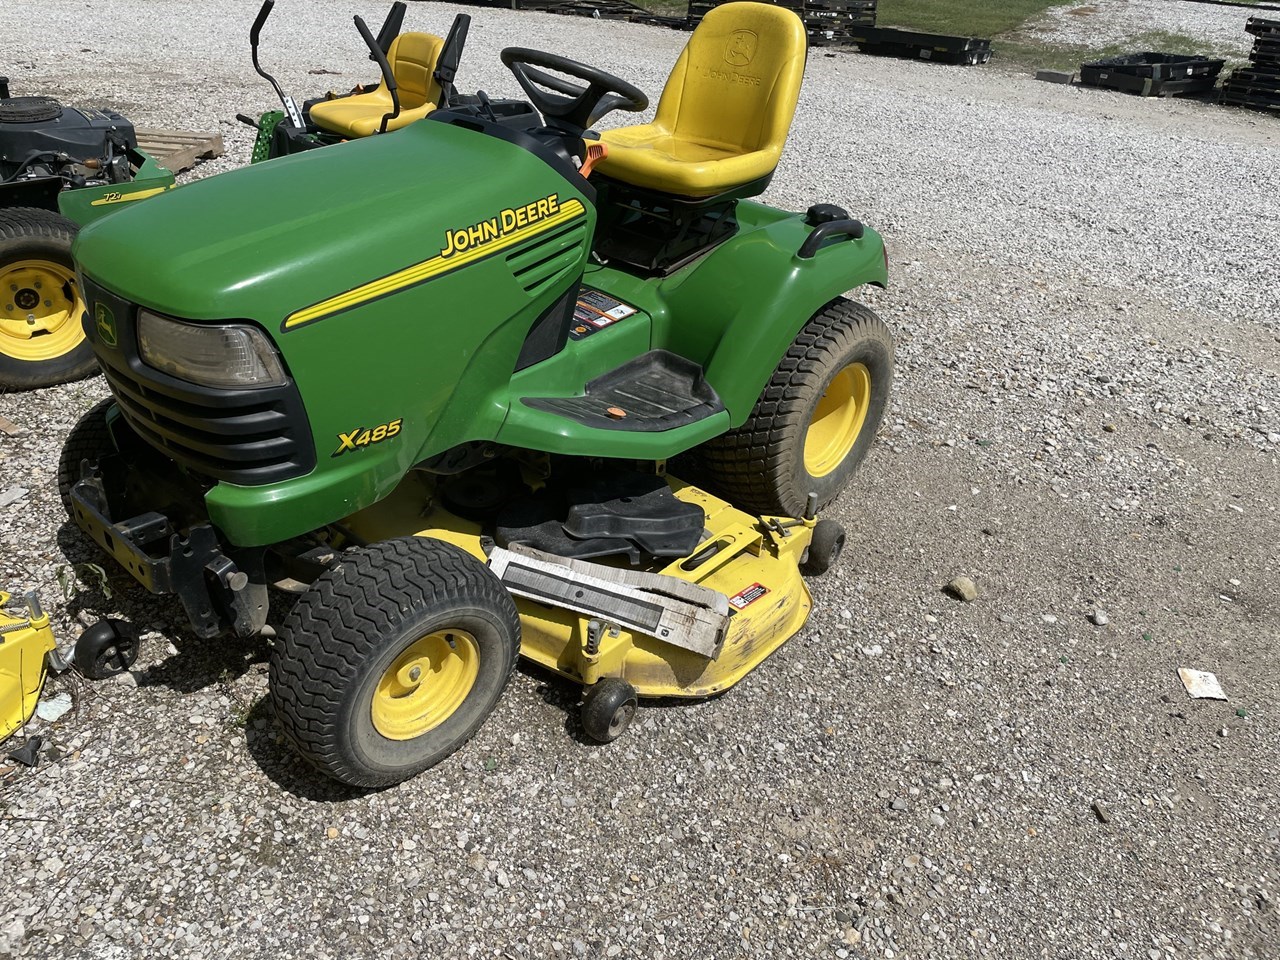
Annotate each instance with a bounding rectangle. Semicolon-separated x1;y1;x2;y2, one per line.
283;194;587;331
569;288;639;340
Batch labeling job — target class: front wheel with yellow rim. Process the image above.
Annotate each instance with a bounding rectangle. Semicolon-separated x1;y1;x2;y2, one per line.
270;536;520;788
0;208;98;390
699;297;894;520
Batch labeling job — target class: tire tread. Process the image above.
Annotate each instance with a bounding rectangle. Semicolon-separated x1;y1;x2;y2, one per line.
700;298;894;516
270;537;520;788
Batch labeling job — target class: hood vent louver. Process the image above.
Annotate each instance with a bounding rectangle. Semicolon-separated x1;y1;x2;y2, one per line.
506;220;587;294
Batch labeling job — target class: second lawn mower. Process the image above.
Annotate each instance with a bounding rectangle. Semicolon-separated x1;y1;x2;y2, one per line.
0;78;174;389
64;2;894;788
241;0;527;161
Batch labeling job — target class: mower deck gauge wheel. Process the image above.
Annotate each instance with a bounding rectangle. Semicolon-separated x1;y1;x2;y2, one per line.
74;619;141;679
581;677;638;743
800;518;846;577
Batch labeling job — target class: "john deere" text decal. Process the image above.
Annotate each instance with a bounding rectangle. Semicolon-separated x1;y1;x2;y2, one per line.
440;194;564;258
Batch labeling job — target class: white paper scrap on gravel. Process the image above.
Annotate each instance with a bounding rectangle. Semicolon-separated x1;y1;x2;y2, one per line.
1178;668;1227;701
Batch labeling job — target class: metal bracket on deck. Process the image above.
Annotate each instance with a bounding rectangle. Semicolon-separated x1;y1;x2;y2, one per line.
488;546;730;659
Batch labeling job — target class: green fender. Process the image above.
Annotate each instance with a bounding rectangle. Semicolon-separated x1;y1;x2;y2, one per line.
661;201;888;424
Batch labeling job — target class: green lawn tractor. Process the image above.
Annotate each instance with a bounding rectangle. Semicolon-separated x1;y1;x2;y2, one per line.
0;78;174;389
241;0;521;162
62;2;894;788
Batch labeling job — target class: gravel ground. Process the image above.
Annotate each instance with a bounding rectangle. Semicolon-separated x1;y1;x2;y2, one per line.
1024;0;1258;58
3;2;1280;958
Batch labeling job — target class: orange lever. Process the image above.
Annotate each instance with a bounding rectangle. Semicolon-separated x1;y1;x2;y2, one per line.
580;142;609;179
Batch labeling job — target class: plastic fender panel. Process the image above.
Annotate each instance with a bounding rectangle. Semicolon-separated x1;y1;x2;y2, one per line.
665;202;887;423
587;200;888;427
56;150;176;228
74;121;594;546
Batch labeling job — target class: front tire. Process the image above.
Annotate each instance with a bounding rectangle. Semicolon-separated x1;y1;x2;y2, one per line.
58;398;117;517
270;536;520;788
0;208;96;390
699;298;893;517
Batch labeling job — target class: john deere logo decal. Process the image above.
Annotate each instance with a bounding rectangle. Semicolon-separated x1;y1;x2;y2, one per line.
94;302;117;347
724;30;757;67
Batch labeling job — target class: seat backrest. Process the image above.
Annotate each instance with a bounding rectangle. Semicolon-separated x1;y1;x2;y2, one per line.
655;2;806;160
388;32;445;109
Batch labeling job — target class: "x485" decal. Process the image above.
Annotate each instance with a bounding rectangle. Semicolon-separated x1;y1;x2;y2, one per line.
332;419;403;457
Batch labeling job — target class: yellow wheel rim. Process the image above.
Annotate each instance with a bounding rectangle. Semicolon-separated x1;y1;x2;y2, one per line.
804;362;871;478
371;630;480;740
0;258;86;362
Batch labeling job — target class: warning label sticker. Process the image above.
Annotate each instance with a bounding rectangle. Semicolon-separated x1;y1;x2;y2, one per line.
729;583;769;610
569;288;640;340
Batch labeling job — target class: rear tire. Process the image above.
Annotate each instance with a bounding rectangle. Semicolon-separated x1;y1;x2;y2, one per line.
0;208;96;390
270;536;521;788
58;398;117;517
699;298;893;517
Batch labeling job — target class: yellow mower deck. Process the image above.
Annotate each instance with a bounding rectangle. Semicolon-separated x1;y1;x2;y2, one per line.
345;475;814;699
0;591;57;742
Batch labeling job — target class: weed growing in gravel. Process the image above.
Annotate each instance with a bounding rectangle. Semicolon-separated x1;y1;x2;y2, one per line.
55;562;112;602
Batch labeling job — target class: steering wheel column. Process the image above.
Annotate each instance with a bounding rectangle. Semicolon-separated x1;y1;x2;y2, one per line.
500;48;648;138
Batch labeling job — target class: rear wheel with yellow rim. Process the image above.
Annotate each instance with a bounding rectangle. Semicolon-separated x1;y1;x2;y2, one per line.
699;297;893;519
0;208;97;390
271;536;520;788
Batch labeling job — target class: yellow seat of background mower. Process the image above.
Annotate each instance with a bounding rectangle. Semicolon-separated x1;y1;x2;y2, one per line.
596;2;806;197
309;32;445;138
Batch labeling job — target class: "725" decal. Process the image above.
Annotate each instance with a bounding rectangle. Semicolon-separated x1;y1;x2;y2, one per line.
332;418;403;457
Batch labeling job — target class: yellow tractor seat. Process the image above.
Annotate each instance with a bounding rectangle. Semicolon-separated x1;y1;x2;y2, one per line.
309;32;445;139
596;2;806;198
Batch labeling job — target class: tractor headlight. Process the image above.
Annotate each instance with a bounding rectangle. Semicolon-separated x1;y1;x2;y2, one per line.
137;311;286;389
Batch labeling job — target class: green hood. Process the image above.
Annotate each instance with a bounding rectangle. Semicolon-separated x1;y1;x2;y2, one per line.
73;119;579;326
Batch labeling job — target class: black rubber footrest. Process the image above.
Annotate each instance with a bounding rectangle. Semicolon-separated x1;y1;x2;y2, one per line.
522;350;722;432
496;472;705;563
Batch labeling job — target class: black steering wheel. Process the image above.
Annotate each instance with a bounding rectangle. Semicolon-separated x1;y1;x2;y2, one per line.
500;48;648;132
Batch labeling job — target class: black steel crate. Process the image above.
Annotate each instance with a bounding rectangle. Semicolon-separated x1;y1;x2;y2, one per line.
1245;17;1280;39
844;26;992;65
1079;52;1224;97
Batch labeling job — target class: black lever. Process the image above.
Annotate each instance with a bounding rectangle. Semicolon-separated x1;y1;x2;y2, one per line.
355;14;400;134
249;0;304;128
249;0;273;50
374;1;407;59
434;14;471;109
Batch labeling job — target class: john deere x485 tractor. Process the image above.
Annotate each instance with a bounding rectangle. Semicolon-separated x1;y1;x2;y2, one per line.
63;3;894;787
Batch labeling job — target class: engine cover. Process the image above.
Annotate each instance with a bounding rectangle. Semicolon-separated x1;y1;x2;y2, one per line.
0;96;137;180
